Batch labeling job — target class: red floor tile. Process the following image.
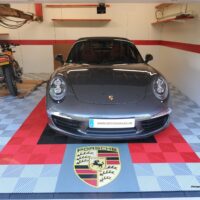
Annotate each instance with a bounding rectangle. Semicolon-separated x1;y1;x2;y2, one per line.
128;124;200;163
0;98;66;164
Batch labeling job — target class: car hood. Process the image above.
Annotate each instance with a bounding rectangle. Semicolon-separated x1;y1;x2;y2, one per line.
61;63;158;105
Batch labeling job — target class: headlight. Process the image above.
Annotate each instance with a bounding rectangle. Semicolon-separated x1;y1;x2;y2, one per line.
153;76;169;101
49;76;66;101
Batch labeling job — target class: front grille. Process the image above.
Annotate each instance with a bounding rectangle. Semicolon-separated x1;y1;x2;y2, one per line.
52;114;169;136
141;115;169;133
86;127;137;135
52;115;81;132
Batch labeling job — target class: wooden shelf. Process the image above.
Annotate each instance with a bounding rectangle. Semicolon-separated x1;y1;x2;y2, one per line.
52;18;111;22
46;4;110;8
152;15;194;25
155;3;174;10
0;33;9;36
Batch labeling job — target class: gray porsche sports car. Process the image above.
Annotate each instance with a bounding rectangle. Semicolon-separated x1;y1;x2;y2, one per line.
46;37;171;140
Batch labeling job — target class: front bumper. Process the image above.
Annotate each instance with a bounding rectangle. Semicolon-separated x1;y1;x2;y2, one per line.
47;108;172;140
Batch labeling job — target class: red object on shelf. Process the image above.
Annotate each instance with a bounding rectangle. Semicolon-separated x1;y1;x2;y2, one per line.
52;18;111;22
46;4;110;8
152;15;194;25
35;3;43;21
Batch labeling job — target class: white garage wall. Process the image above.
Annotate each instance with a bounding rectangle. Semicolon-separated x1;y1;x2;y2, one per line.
19;46;54;73
158;3;200;106
0;3;161;73
1;3;200;106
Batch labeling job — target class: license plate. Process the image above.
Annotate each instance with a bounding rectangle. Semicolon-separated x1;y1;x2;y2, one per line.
89;118;135;129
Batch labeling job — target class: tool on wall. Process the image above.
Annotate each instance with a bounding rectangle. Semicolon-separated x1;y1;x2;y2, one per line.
152;3;195;24
0;4;43;29
155;3;194;21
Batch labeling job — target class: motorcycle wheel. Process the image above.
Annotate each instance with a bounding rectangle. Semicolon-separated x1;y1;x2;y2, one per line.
13;60;23;83
4;66;18;96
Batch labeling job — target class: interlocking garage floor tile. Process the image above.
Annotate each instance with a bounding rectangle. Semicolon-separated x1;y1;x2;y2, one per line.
0;164;61;193
0;78;200;195
133;163;200;191
128;124;200;163
0;98;66;165
0;177;18;193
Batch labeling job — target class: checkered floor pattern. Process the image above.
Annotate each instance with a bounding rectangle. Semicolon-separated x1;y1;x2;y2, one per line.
0;74;199;194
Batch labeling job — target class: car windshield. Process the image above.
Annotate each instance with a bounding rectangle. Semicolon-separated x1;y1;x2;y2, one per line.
67;39;144;65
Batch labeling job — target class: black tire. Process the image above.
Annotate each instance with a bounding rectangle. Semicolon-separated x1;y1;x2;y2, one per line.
4;66;18;96
13;60;23;82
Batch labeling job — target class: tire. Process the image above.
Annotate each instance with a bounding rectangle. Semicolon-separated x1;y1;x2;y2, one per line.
13;60;23;82
4;66;18;96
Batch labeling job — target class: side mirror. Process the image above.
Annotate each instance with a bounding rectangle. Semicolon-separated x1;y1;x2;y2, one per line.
145;54;153;64
55;54;64;65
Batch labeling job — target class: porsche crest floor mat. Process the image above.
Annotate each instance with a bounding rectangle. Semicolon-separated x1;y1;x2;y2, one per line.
0;83;200;198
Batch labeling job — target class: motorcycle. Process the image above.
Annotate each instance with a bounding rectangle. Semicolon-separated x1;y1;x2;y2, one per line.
0;43;23;96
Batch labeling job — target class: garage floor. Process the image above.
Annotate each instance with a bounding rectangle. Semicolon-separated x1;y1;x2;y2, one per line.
0;74;200;198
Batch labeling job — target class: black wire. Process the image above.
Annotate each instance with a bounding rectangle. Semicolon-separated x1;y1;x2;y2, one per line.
0;21;26;29
0;16;26;23
0;17;27;29
0;20;25;28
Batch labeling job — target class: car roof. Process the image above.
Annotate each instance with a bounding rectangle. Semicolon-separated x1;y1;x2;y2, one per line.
77;37;131;42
